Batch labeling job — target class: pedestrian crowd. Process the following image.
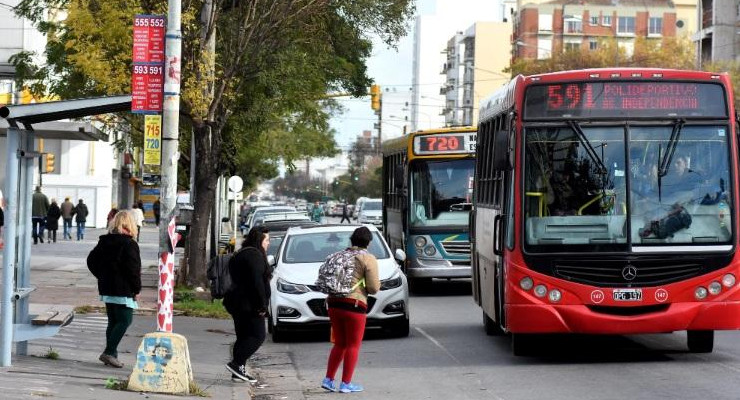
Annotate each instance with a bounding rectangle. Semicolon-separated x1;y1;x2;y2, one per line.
32;187;89;244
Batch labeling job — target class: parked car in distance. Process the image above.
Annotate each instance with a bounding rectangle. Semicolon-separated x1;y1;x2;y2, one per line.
352;197;369;220
268;224;409;342
358;198;382;228
244;205;297;231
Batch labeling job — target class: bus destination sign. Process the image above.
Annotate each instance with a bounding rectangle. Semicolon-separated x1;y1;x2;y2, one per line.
413;133;476;156
524;81;727;119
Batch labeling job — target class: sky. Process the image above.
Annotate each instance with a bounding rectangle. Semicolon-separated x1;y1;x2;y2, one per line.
329;0;438;151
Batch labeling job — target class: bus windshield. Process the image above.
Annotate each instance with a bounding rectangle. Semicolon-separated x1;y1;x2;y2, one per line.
409;159;474;228
524;124;732;250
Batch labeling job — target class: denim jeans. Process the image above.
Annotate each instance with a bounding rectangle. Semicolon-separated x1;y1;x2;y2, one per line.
76;222;86;240
63;218;72;239
32;217;45;243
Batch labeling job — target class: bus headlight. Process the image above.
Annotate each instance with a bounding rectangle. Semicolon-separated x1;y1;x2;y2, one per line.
534;284;547;298
548;289;562;303
519;277;534;291
708;281;722;295
695;286;708;300
414;236;427;248
722;274;736;288
423;245;437;256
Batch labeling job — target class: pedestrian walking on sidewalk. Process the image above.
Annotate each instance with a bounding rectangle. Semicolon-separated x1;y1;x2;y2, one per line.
319;226;379;393
132;201;144;242
60;197;74;240
153;198;161;226
46;199;61;243
340;202;351;224
74;199;89;240
223;226;272;383
32;186;49;244
86;210;141;369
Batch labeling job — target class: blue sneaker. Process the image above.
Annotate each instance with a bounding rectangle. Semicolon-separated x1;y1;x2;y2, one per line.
339;382;364;393
321;377;337;392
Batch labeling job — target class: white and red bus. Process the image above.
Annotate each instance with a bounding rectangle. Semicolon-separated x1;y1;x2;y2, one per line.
471;68;740;355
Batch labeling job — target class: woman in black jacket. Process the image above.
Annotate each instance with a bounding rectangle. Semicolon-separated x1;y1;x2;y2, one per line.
223;225;271;383
45;199;61;243
86;210;141;368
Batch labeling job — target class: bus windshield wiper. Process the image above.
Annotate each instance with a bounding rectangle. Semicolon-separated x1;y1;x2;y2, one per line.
657;118;685;202
567;120;607;175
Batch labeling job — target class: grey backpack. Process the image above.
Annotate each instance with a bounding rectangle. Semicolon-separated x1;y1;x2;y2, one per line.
315;248;366;295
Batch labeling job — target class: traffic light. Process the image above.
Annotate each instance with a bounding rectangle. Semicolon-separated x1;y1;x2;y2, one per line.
44;153;55;173
370;84;381;111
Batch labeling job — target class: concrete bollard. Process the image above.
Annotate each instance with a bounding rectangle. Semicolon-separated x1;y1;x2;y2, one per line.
127;332;193;394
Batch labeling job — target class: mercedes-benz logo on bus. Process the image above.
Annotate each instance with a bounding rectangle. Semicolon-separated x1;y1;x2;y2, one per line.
622;265;638;281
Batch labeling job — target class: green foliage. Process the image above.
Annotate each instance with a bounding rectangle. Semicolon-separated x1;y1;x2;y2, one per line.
507;37;696;77
174;287;230;319
42;346;59;360
104;377;128;390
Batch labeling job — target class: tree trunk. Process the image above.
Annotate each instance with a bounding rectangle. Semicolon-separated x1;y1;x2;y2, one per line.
185;121;221;288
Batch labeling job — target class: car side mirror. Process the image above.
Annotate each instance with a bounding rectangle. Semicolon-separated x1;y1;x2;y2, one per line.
394;249;406;263
267;255;275;266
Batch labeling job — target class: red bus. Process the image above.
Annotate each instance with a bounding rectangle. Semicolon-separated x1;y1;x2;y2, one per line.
471;68;740;355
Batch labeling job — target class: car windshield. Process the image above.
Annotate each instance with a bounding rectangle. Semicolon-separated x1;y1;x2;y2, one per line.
409;159;474;228
363;201;382;211
282;231;389;263
523;124;732;250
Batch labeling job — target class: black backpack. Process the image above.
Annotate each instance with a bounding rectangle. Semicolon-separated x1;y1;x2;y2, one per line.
207;253;233;299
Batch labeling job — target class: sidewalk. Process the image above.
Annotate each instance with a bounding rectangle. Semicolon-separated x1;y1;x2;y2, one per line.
0;225;304;399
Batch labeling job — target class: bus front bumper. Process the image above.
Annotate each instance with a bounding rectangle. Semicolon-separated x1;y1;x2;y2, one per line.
506;301;740;334
406;258;471;279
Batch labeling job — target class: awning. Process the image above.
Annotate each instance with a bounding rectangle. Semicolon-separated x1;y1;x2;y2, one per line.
0;119;108;141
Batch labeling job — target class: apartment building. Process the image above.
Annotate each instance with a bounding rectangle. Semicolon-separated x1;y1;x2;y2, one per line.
693;0;740;67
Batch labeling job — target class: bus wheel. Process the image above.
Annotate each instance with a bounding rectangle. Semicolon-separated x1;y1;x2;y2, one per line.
483;311;504;336
511;333;537;356
687;330;714;353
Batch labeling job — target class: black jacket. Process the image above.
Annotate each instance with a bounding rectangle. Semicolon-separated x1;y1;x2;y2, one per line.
87;233;142;297
74;203;88;222
46;203;61;230
0;206;3;228
223;247;271;316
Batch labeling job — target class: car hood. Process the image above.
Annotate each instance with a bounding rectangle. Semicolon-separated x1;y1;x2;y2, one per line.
276;258;400;284
361;210;382;217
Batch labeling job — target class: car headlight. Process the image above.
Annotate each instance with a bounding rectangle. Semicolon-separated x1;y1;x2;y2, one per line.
276;278;310;294
380;274;403;290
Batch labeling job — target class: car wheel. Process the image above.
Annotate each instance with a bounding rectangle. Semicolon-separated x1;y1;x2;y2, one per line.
687;330;714;353
483;311;505;336
386;318;410;338
271;323;288;343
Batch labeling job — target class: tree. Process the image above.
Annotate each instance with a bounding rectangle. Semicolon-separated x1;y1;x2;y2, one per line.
13;0;415;286
507;36;696;77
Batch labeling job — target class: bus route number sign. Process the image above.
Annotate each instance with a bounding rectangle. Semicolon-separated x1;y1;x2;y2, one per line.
414;133;476;155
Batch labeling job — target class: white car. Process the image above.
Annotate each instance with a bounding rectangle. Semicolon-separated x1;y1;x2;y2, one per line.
358;198;382;228
268;224;409;342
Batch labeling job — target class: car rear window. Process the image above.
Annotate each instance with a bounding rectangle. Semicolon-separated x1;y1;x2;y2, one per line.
282;231;389;263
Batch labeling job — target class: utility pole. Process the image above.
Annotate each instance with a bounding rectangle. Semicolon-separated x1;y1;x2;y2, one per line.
128;0;193;394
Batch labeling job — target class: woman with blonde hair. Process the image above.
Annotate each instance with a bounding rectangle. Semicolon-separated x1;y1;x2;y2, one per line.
86;210;141;368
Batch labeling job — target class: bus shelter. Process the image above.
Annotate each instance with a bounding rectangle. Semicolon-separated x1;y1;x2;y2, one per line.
0;96;131;366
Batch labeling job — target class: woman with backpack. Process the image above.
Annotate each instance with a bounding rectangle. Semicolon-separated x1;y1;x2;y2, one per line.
320;226;379;393
223;226;271;383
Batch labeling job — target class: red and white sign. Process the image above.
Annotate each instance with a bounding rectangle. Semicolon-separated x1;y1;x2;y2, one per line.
655;288;669;303
132;14;165;113
131;64;164;113
133;15;165;63
590;290;605;304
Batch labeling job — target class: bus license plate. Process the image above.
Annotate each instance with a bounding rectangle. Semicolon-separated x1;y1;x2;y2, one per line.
613;289;642;301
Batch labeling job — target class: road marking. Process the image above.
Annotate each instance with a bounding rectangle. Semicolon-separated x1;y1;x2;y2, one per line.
415;327;507;400
415;327;461;365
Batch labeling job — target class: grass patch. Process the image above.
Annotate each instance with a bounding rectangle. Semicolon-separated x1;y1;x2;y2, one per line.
105;377;128;390
174;287;230;319
189;381;209;397
74;305;95;314
42;346;59;360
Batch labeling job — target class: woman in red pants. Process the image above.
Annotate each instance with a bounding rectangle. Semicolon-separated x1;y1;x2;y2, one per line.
321;227;380;393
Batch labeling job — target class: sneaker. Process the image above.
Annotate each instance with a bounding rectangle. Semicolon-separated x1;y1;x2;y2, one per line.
339;382;363;393
226;362;257;383
231;374;248;383
99;353;124;368
321;377;337;392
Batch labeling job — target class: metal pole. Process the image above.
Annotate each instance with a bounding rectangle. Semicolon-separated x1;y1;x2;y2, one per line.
158;0;181;333
0;127;19;366
15;132;33;356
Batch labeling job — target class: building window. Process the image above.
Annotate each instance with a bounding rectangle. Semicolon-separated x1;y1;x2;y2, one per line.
565;42;580;52
648;17;662;35
602;15;611;26
590;16;599;26
589;40;598;50
617;16;635;34
565;20;582;33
